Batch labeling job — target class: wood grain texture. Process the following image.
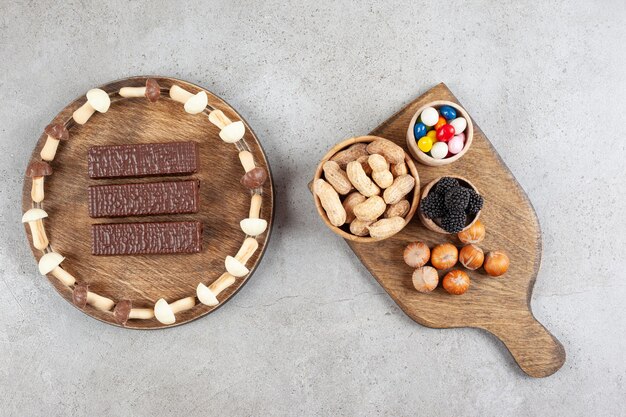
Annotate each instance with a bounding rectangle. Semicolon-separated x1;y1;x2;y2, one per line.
346;83;565;377
21;76;274;329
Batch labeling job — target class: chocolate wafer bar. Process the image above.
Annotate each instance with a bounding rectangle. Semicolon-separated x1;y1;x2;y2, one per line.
88;142;198;179
88;180;199;218
91;221;203;256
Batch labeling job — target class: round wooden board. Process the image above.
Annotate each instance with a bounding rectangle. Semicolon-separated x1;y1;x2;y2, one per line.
21;76;274;329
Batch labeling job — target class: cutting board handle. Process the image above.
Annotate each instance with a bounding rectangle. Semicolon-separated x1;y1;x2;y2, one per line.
479;311;565;378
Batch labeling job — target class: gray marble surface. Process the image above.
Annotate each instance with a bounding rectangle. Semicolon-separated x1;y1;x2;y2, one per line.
1;1;624;416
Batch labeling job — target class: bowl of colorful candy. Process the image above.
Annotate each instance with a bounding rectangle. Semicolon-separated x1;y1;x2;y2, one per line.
406;101;473;166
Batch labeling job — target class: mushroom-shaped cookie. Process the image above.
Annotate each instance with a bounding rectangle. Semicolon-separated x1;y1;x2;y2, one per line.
119;78;161;102
38;252;75;286
208;109;246;143
240;193;267;236
72;88;111;125
26;161;52;203
21;208;49;250
113;300;154;325
239;151;268;189
225;237;259;278
154;296;195;325
40;123;69;161
72;283;88;308
197;273;236;307
72;283;115;311
113;300;132;325
169;85;208;115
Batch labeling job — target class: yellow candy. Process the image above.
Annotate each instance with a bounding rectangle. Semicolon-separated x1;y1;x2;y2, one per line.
426;130;437;140
418;136;433;152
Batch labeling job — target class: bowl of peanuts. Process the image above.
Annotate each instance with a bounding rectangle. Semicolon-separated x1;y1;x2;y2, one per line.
312;135;420;242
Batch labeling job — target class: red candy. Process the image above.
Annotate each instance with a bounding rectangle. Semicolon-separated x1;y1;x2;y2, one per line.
436;124;455;142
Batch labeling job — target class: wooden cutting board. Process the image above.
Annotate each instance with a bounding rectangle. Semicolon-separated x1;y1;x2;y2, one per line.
347;83;565;377
21;76;274;329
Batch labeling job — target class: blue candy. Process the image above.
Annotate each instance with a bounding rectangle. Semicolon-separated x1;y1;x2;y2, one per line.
413;122;427;139
439;105;457;121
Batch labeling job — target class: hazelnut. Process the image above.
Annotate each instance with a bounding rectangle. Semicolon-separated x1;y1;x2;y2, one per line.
403;241;430;268
412;266;439;293
484;251;510;277
457;220;485;244
443;270;470;295
459;244;484;270
430;243;458;270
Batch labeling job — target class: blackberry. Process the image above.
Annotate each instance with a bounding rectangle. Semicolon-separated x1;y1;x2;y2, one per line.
467;190;484;215
444;186;470;213
433;177;459;196
420;193;444;219
440;211;467;233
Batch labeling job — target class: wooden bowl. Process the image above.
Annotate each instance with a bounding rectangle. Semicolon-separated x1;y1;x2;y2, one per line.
418;175;481;234
406;100;474;166
313;135;420;243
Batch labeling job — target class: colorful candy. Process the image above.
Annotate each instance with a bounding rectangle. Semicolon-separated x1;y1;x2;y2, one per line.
414;105;469;161
413;122;427;139
449;117;467;134
436;124;455;142
439;105;457;120
420;107;439;126
434;116;447;131
430;142;448;159
448;136;464;154
417;136;433;152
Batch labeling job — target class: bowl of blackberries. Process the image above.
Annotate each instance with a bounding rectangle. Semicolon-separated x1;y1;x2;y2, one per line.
418;176;483;234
